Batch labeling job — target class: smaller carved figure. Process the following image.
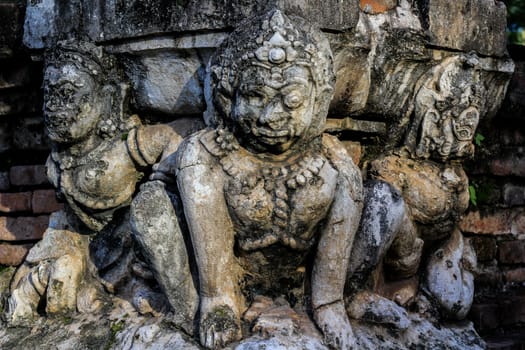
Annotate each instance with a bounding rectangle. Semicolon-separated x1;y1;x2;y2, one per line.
410;55;482;161
134;10;363;349
6;40;191;324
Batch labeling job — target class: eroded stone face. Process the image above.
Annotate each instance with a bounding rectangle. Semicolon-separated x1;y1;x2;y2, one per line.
44;63;102;143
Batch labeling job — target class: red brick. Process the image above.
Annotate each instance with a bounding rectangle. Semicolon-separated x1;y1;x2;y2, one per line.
470;236;497;262
32;189;63;214
9;165;49;186
0;191;32;213
504;267;525;283
460;208;525;235
469;303;500;332
499;240;525;264
0;215;48;241
360;0;396;14
500;296;525;325
490;153;525;177
0;243;33;266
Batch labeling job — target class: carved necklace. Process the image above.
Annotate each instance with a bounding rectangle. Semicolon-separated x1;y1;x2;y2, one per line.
209;128;326;251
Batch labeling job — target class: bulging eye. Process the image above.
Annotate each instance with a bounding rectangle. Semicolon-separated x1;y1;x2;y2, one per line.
283;92;304;109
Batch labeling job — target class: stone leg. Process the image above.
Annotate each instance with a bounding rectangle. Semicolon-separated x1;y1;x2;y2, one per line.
6;210;92;324
426;228;476;319
347;180;422;292
130;180;198;334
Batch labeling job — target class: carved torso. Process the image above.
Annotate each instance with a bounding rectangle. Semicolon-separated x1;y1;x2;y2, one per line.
200;128;338;252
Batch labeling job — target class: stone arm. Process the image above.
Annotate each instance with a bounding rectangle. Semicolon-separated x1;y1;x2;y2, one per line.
175;134;243;348
126;122;184;168
312;135;363;350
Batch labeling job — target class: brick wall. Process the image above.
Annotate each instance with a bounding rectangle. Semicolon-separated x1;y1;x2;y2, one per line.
0;0;62;266
464;45;525;347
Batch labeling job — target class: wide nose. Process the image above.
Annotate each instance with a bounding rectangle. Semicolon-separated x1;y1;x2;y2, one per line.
258;98;286;126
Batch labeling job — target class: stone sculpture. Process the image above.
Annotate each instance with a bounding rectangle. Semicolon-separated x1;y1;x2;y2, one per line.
2;1;513;349
132;10;362;349
6;40;192;325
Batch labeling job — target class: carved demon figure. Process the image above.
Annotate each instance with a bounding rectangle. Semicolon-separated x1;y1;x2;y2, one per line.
134;10;363;349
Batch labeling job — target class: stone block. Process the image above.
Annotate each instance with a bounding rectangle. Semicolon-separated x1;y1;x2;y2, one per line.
0;192;32;213
9;165;49;186
124;51;206;115
470;236;497;262
84;0;359;42
0;215;49;241
499;240;525;265
32;189;63;214
0;243;33;266
469;303;500;332
0;172;9;191
460;208;525;236
420;0;507;57
503;267;525;283
503;184;525;207
12;116;49;151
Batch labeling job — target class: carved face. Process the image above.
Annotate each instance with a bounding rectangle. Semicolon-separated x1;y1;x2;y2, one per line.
231;65;315;153
44;63;102;143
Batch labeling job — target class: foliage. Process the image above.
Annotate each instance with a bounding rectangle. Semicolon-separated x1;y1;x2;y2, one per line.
505;0;525;45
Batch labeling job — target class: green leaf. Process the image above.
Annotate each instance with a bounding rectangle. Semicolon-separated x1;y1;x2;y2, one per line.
469;185;477;206
474;133;485;146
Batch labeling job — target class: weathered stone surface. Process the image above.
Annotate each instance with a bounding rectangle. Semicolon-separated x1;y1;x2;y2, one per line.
85;0;359;42
32;189;63;214
370;154;469;237
0;243;32;266
131;180;198;334
0;191;32;213
419;0;507;57
124;51;205;115
0;215;48;241
499;240;525;264
426;229;476;319
460;208;525;236
9;165;48;186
